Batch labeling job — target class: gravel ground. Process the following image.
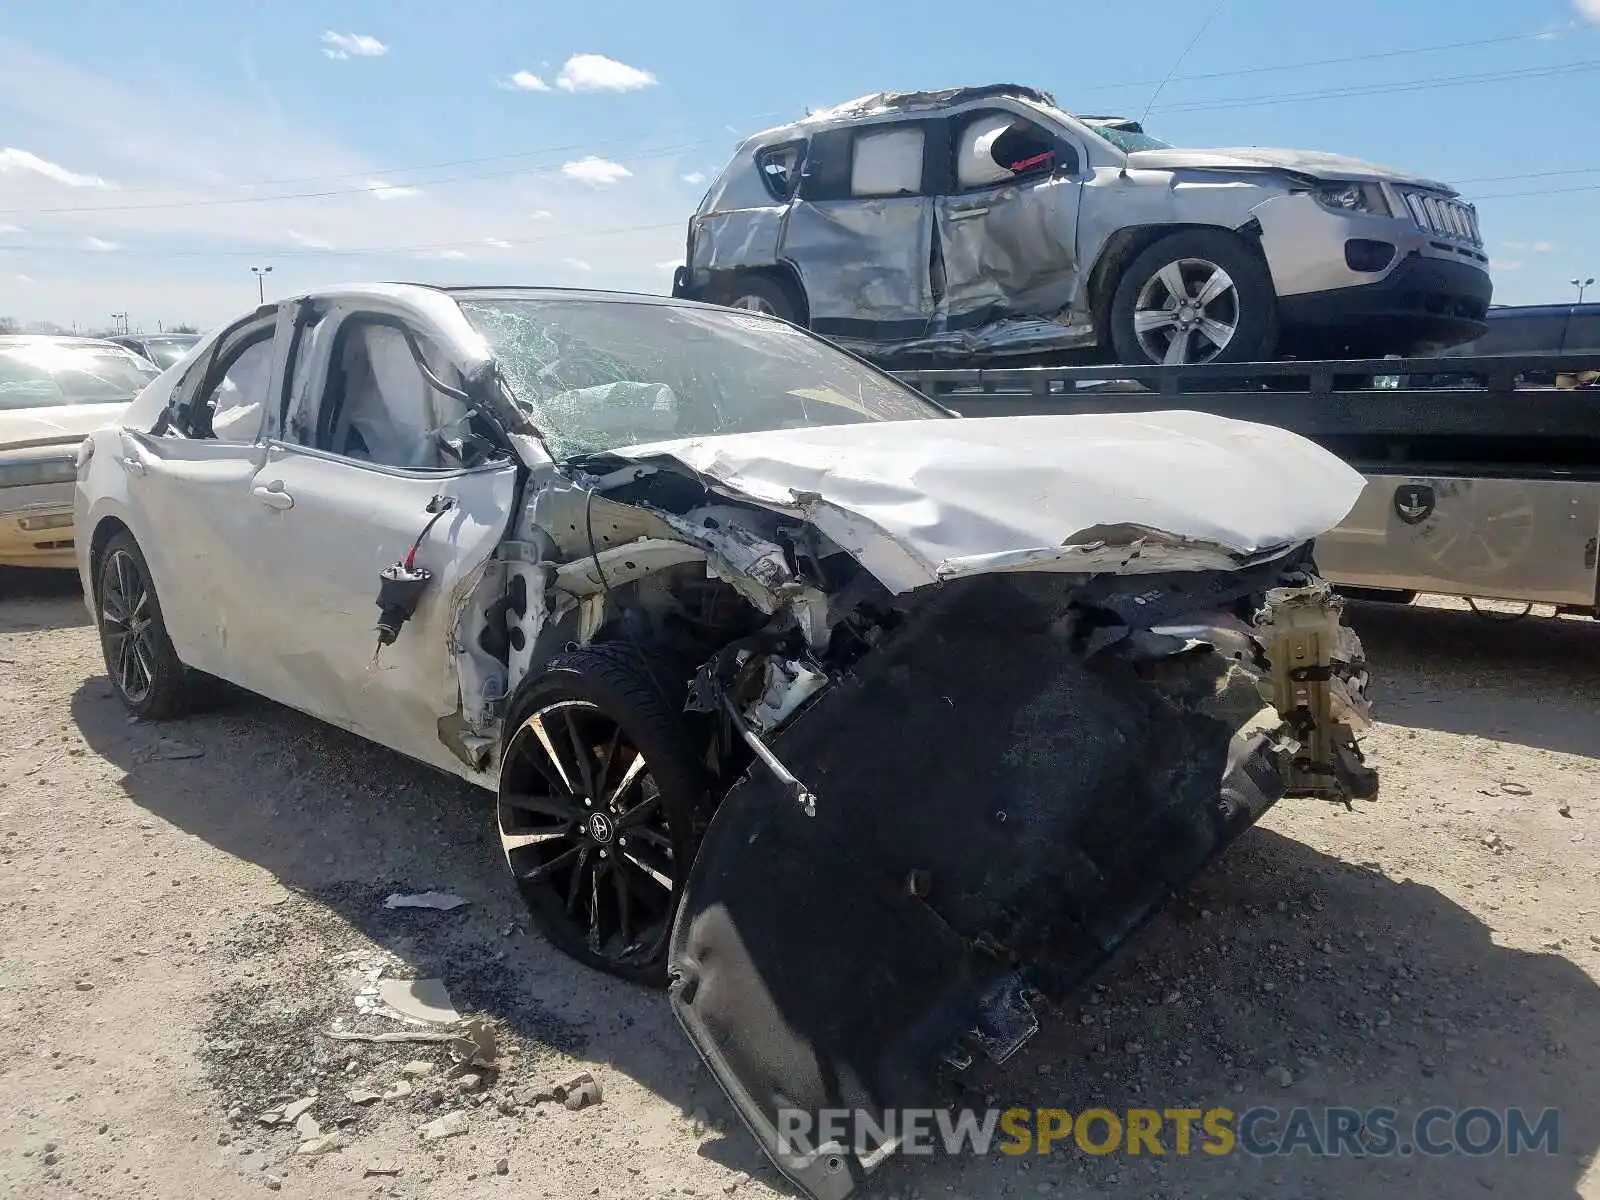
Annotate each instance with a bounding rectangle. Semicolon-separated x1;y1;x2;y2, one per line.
1;566;1596;1200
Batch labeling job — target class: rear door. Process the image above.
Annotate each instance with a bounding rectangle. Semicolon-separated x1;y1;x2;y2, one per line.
783;121;937;341
240;308;518;771
933;107;1084;328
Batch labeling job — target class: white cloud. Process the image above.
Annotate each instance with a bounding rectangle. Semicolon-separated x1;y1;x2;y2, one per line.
498;71;550;92
1533;241;1556;252
365;180;420;200
564;258;593;271
1576;0;1600;22
0;147;112;188
555;54;656;93
1501;240;1526;251
420;248;469;261
81;235;119;252
14;273;33;283
321;32;388;60
286;229;334;250
681;171;706;185
529;209;553;220
483;237;513;248
560;156;632;186
1491;259;1523;271
0;223;22;234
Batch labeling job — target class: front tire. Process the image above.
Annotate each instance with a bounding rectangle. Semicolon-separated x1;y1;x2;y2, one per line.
1110;230;1278;366
497;645;709;986
95;531;197;720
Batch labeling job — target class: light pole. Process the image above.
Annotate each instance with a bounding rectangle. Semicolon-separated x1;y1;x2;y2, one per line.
1572;277;1595;304
251;265;273;304
110;311;128;335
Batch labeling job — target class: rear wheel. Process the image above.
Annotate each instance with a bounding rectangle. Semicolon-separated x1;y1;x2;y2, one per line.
715;274;802;324
1110;230;1277;366
497;645;708;986
95;531;197;720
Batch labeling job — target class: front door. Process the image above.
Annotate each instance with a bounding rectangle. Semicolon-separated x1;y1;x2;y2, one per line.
784;121;937;342
933;108;1083;329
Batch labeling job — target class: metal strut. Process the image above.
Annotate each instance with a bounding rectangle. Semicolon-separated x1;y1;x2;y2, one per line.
718;691;819;817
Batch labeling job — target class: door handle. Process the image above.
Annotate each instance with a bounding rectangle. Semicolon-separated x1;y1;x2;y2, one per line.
119;456;147;477
253;481;294;510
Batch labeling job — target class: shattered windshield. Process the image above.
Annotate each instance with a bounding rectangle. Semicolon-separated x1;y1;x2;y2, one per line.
1086;122;1173;152
0;342;161;411
457;297;948;459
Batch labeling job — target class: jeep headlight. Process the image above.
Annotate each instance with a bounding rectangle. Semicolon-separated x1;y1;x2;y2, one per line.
1314;181;1391;216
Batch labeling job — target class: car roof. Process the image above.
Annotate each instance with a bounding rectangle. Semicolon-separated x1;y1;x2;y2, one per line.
0;333;141;351
1485;303;1600;319
272;281;753;316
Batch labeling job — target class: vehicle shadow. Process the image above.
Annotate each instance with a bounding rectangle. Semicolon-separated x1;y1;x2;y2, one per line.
0;566;89;633
1348;599;1599;758
69;677;1598;1199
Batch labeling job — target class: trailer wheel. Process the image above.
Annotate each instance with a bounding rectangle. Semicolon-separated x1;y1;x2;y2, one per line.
1110;230;1277;366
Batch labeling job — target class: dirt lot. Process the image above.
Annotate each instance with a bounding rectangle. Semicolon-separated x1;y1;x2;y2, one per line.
0;566;1596;1200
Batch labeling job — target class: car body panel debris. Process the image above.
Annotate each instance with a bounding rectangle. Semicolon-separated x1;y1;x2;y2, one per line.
377;978;460;1026
383;891;469;911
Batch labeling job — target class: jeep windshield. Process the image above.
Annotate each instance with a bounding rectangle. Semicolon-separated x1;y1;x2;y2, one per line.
458;296;947;460
1083;119;1173;153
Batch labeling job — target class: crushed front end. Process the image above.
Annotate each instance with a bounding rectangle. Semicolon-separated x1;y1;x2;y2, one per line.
665;549;1374;1200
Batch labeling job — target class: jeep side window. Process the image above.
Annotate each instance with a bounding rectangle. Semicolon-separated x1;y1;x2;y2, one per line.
849;125;926;197
756;142;805;202
955;112;1076;190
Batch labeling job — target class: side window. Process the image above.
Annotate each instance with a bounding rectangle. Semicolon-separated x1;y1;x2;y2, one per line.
313;318;471;470
755;141;805;202
1476;315;1558;356
1562;309;1600;352
954;111;1075;190
204;337;273;441
849;124;926;197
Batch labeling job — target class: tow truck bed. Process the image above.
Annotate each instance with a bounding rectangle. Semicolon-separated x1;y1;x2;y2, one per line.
894;353;1600;616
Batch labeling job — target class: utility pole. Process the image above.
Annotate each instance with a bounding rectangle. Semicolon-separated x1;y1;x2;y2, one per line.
251;264;273;304
1571;276;1595;304
110;311;128;335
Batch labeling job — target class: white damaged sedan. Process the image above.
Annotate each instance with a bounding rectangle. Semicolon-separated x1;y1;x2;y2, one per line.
75;285;1375;1199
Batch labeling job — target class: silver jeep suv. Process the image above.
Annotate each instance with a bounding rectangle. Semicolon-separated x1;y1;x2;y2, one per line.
671;84;1492;365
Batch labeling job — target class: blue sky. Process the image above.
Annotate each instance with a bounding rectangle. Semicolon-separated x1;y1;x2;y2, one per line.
2;0;1599;329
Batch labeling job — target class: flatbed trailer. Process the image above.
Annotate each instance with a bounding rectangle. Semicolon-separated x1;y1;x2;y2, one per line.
893;353;1600;618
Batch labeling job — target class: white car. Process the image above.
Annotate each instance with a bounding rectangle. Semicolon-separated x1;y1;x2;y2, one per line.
0;336;161;568
75;284;1375;1199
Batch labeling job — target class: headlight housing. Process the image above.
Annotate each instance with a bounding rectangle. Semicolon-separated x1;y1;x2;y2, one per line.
0;453;78;488
1313;181;1392;217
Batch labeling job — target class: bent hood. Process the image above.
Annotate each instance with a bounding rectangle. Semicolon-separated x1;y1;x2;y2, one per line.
1126;146;1452;191
609;411;1366;594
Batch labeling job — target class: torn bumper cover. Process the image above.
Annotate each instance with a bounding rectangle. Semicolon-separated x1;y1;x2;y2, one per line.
667;566;1373;1200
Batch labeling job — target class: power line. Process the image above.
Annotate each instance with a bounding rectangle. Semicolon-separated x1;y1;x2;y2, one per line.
1155;59;1600;113
7;27;1572;204
1083;28;1573;93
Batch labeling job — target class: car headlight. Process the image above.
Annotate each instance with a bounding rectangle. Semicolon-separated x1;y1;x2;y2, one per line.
0;453;78;488
1314;181;1392;216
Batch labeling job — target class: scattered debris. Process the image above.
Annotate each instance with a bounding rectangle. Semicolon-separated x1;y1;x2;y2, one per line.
401;1061;436;1078
495;1157;510;1176
377;978;460;1025
1558;803;1572;818
1481;831;1509;854
383;891;469;911
297;1132;347;1156
281;1097;316;1124
1266;1065;1294;1088
552;1071;603;1112
293;1112;321;1141
148;739;205;761
345;1087;384;1106
382;1080;414;1102
363;1164;403;1178
455;1072;484;1093
417;1112;470;1142
446;1020;498;1077
322;1029;458;1045
1499;781;1532;797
